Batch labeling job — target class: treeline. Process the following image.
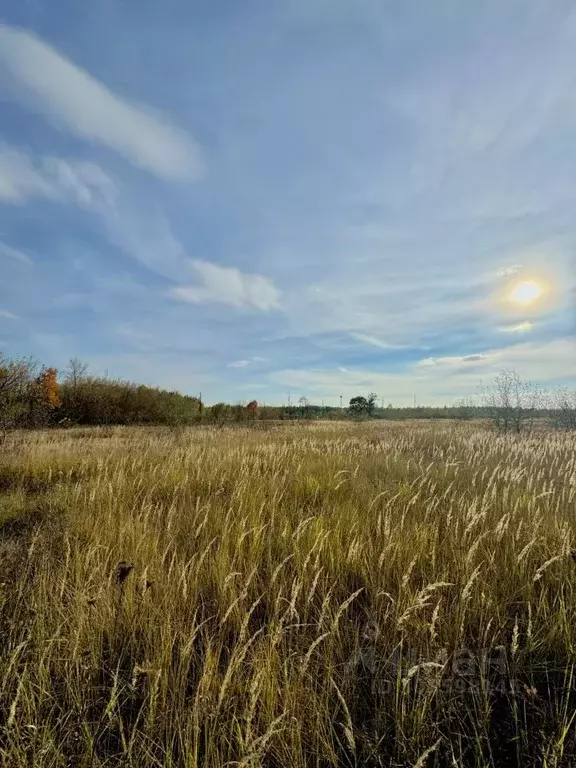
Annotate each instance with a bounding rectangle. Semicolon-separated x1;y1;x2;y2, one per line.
0;355;203;429
345;371;576;433
1;353;575;432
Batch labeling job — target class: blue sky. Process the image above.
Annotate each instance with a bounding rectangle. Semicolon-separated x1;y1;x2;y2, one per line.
0;0;575;405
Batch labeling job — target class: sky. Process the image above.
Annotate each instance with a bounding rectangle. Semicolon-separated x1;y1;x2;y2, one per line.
0;0;575;406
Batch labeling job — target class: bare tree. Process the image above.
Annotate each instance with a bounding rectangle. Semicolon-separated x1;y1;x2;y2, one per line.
65;357;89;391
454;396;477;421
0;355;36;438
63;357;89;423
482;369;543;434
550;387;576;430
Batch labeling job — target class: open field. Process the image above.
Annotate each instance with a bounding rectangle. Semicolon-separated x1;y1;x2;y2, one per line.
0;421;575;767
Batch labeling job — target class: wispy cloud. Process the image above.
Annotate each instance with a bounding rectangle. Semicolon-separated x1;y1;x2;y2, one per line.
0;25;202;180
417;353;490;368
1;5;574;402
0;146;55;203
99;205;190;283
172;260;281;310
0;145;116;207
351;333;410;350
413;340;576;384
0;241;33;265
0;309;18;320
227;356;267;368
497;265;523;278
500;321;534;333
271;339;576;405
44;157;117;207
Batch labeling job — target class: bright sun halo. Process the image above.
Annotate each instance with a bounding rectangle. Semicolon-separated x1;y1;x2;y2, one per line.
508;280;543;305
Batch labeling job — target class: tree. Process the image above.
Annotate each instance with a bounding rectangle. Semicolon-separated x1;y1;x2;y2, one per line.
367;393;378;417
298;396;310;418
0;354;34;434
28;367;61;426
349;395;368;416
210;402;230;426
246;400;259;420
38;368;61;408
63;357;89;422
550;387;576;430
454;397;477;421
349;393;379;418
482;369;543;434
65;357;89;390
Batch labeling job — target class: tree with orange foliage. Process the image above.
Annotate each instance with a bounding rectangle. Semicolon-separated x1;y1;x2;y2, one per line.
246;400;259;420
36;367;61;408
27;367;62;426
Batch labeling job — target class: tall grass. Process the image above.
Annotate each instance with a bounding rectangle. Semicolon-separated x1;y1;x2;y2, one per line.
0;421;574;766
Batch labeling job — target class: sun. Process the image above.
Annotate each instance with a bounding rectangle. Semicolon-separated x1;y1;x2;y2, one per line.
508;280;543;306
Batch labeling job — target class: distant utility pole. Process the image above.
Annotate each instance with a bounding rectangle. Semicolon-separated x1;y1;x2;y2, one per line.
340;394;343;409
413;393;416;408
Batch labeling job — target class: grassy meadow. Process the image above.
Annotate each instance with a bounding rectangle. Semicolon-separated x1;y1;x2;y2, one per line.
0;421;575;767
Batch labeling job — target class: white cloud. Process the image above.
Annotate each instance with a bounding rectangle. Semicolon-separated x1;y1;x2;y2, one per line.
500;321;533;333
0;25;202;181
485;339;576;381
44;158;117;207
350;333;409;350
172;260;281;310
0;146;55;202
417;353;490;368
497;265;522;278
271;338;576;405
0;145;116;207
281;266;492;349
100;206;190;283
0;309;18;320
227;356;266;367
0;241;34;265
414;340;576;387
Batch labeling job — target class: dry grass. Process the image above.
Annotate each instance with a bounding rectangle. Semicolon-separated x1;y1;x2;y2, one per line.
0;421;575;767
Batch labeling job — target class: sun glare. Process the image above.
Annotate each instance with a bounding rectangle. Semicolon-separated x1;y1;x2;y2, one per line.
508;279;543;305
